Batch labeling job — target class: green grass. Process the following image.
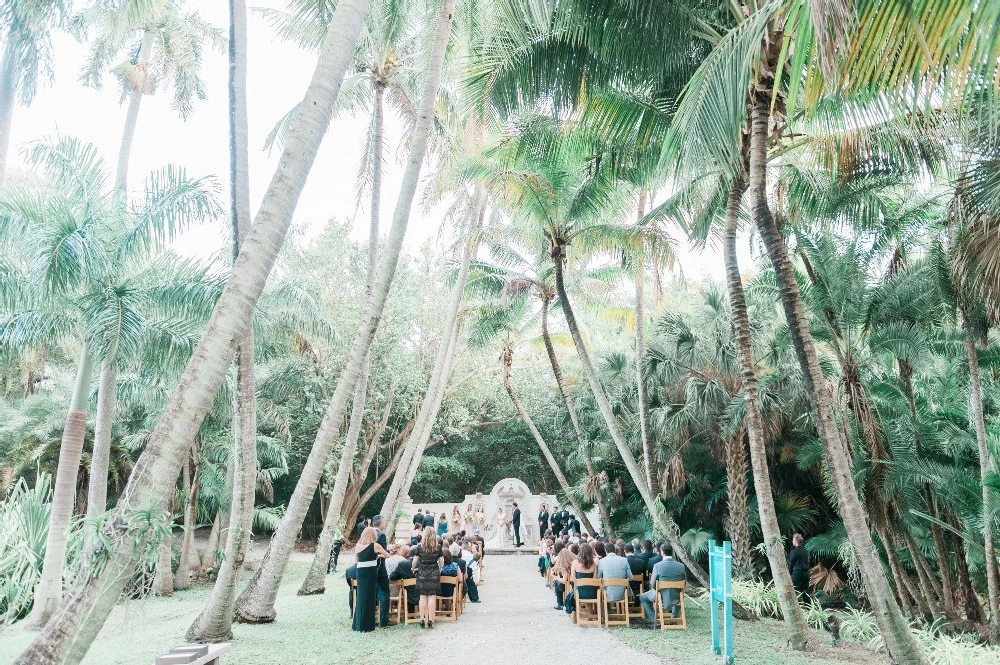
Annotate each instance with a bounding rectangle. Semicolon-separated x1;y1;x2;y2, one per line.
0;563;419;665
606;596;888;665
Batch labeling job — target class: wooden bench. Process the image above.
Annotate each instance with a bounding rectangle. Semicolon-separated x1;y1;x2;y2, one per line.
155;644;230;665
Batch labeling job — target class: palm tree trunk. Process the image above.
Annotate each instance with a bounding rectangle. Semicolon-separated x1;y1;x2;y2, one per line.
550;238;728;604
234;0;454;623
27;342;94;629
380;192;484;535
201;512;221;571
116;29;154;194
723;430;751;578
85;346;118;534
0;38;18;191
633;191;658;499
722;177;810;648
502;346;593;534
298;82;385;596
877;526;919;620
747;91;927;663
185;3;256;640
965;329;1000;640
174;454;197;590
539;297;610;536
155;524;174;597
14;2;372;661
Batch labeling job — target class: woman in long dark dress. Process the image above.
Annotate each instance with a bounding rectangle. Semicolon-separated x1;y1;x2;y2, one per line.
412;526;443;628
787;533;810;600
352;527;389;632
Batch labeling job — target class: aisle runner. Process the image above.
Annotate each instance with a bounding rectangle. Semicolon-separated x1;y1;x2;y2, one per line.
414;556;677;663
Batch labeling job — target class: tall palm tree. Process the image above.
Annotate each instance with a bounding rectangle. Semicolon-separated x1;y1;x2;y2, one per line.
234;0;455;622
13;0;374;659
74;0;224;193
0;0;71;190
185;0;255;642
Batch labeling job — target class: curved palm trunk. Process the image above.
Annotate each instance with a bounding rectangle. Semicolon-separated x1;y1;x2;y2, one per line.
747;92;926;663
234;0;454;622
539;297;606;536
0;38;18;191
965;330;1000;641
14;2;372;661
550;240;725;601
723;178;810;649
27;343;94;628
634;191;658;499
185;1;257;639
380;193;485;535
299;86;384;595
502;346;592;534
200;512;221;571
174;453;198;590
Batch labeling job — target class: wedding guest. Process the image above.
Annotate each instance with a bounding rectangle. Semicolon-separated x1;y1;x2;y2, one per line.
389;546;418;612
439;548;463;598
352;527;389;633
412;526;442;628
788;533;810;598
538;537;553;576
625;543;645;596
410;522;423;545
646;541;664;573
569;514;581;536
385;543;407;577
640;543;686;628
344;563;358;613
593;541;607;562
328;537;343;573
551;546;575;610
372;514;392;627
598;541;632;603
564;542;598;616
461;540;481;603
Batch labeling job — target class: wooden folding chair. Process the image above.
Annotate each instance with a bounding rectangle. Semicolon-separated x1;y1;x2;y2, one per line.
387;582;404;625
573;578;603;627
435;576;460;622
601;578;635;627
400;578;420;625
654;580;687;630
630;573;645;606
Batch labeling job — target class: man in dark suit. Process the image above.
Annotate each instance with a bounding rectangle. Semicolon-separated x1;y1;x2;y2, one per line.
512;502;522;547
625;543;646;596
646;541;664;574
569;514;581;536
412;509;424;529
640;543;686;627
549;505;561;535
538;504;550;538
372;515;392;627
422;510;435;529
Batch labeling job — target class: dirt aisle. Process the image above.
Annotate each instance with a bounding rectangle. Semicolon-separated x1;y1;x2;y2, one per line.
413;554;677;663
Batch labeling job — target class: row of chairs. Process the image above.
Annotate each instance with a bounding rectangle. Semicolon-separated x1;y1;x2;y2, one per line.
350;575;466;625
565;577;687;630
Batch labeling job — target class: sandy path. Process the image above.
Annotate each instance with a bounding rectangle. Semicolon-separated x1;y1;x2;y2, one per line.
413;554;677;664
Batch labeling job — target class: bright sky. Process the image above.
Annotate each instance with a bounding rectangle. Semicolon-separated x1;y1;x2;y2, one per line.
9;1;731;281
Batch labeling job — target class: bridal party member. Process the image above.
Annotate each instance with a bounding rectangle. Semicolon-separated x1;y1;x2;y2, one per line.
352;527;389;633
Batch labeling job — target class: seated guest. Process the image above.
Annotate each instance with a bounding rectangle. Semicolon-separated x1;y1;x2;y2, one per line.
646;542;664;573
625;543;645;596
564;542;598;616
593;541;606;562
640;543;686;628
551;547;575;610
385;543;407;577
388;546;418;611
538;538;553;577
458;541;481;603
439;549;463;598
598;541;632;603
344;563;358;614
569;543;580;556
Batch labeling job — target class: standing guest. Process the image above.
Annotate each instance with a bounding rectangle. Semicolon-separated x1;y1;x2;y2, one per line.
412;526;443;629
352;526;389;633
538;503;550;541
356;515;367;539
413;509;424;529
550;505;562;536
422;509;436;529
463;503;475;533
512;502;523;547
437;513;448;537
551;546;575;610
371;515;392;627
640;543;686;628
625;543;645;596
451;505;462;532
598;541;632;603
788;533;810;599
564;542;598;616
328;537;343;573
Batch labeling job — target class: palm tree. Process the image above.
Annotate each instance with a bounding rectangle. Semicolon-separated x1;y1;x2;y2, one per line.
0;0;71;190
234;0;455;623
73;0;224;193
13;0;374;659
185;0;255;642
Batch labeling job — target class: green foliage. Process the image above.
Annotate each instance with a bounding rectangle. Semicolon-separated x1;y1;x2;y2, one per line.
0;475;51;624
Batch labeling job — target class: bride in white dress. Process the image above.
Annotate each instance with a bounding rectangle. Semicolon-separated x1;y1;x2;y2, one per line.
485;506;510;548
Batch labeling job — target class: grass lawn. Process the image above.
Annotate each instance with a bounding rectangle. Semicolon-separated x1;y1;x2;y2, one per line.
607;596;890;665
0;563;418;665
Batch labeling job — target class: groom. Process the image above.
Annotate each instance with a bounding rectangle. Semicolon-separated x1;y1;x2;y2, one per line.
512;502;522;547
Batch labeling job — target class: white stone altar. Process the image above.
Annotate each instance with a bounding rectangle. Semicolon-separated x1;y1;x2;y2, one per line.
393;477;588;549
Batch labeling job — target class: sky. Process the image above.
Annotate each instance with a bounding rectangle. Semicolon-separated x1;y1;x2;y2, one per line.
9;1;732;282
